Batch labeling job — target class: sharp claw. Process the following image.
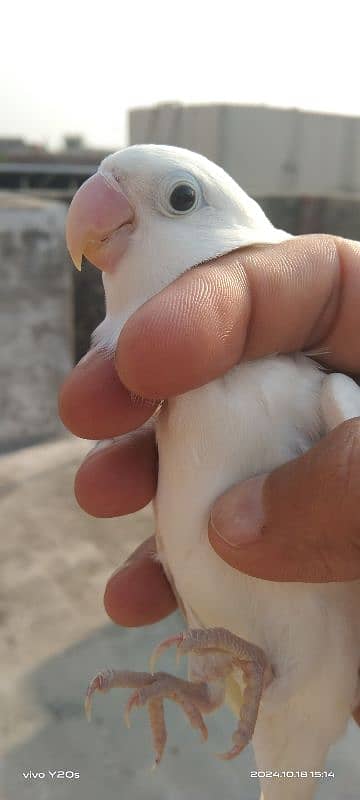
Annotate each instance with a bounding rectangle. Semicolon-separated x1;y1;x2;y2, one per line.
84;694;92;722
215;744;246;761
215;728;248;760
149;634;184;673
124;691;140;728
151;754;162;771
84;671;111;722
84;675;102;722
199;721;208;742
149;651;158;674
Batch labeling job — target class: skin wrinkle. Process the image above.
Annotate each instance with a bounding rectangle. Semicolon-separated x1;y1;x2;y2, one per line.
220;258;251;354
222;248;290;357
129;391;160;409
248;238;335;354
319;238;360;372
303;237;341;352
242;236;339;361
233;255;257;361
180;268;236;350
177;273;208;341
192;266;248;355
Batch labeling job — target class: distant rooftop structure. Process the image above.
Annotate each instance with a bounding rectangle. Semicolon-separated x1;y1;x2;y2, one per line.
0;137;37;152
0;135;112;164
0;137;47;157
129;103;360;197
0;136;115;196
63;135;85;151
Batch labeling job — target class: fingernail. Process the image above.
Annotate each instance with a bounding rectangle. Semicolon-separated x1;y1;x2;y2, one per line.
209;475;267;546
108;561;131;581
86;438;117;458
107;546;150;580
76;349;96;368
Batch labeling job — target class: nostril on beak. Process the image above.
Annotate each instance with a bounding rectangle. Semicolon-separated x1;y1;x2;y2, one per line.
66;172;134;272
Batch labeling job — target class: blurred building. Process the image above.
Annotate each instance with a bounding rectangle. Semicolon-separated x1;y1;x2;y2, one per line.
0;136;112;197
130;103;360;197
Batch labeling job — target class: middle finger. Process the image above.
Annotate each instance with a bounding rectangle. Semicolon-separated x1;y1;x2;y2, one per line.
75;424;157;517
59;350;158;440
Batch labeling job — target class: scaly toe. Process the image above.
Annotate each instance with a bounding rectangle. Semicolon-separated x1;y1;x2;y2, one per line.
85;670;112;721
190;707;208;742
215;743;246;761
216;728;249;761
124;690;141;728
84;694;93;722
149;633;185;672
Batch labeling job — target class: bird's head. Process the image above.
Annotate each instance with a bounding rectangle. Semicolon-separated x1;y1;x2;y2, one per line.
66;144;289;350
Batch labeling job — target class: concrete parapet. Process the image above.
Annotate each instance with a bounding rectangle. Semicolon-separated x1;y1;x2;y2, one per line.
0;192;73;450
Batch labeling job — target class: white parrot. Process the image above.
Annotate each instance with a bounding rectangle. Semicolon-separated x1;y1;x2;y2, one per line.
66;144;360;800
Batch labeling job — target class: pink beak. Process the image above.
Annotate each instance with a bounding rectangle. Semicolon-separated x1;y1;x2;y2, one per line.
66;172;134;273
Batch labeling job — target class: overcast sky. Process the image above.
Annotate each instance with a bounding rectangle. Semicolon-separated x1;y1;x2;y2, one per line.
2;0;359;150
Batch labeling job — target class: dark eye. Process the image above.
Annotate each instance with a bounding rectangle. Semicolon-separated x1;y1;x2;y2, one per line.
169;183;197;213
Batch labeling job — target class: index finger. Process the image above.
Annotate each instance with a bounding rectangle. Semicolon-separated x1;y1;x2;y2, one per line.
116;235;360;399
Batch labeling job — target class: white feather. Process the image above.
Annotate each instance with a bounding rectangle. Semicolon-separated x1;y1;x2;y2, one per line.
93;145;290;352
93;145;360;799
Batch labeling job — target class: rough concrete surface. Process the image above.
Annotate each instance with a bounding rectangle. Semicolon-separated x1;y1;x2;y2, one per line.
0;437;359;800
0;193;72;451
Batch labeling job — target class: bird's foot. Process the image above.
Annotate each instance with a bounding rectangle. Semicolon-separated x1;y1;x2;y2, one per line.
85;668;215;766
85;627;272;764
151;627;273;760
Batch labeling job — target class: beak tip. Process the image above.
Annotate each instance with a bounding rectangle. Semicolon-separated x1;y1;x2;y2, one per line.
66;209;84;271
67;249;83;271
66;234;83;271
74;254;83;272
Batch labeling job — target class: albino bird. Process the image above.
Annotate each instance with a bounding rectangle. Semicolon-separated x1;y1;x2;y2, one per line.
66;145;360;800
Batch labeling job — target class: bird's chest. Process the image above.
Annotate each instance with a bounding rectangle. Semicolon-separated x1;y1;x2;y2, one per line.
154;356;324;639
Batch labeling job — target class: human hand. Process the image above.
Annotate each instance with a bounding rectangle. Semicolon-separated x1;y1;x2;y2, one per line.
59;234;360;629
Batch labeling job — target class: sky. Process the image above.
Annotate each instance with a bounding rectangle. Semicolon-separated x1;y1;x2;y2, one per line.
2;0;359;151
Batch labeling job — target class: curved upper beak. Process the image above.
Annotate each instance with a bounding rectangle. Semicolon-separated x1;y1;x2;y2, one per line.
66;172;134;273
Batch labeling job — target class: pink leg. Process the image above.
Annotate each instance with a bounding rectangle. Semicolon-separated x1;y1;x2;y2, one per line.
85;628;273;764
85;668;220;766
151;627;273;760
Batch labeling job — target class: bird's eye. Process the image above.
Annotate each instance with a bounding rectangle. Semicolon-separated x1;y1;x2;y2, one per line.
169;183;197;213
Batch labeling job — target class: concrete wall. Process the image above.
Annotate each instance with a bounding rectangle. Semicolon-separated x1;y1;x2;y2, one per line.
73;257;105;361
259;195;360;240
0;193;73;451
130;104;360;197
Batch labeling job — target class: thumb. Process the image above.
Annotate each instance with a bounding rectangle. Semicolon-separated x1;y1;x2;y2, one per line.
209;419;360;582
